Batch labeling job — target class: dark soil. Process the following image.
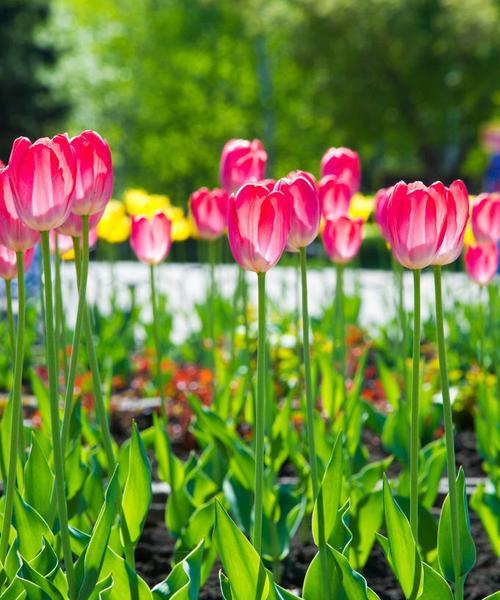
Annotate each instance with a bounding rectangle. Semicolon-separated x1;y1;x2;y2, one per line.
136;494;499;600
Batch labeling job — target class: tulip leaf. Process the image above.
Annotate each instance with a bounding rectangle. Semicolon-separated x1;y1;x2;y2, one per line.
76;468;120;600
470;482;500;556
312;434;343;546
121;422;152;545
13;492;54;561
382;475;422;599
350;490;384;569
418;563;453;600
23;434;54;522
213;501;270;599
152;539;204;599
438;468;476;581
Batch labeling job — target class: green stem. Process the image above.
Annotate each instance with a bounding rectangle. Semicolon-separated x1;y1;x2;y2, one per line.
40;232;75;598
433;267;463;600
488;284;500;403
335;264;346;423
54;236;69;384
149;264;167;421
252;272;266;555
5;280;15;356
60;217;90;458
0;253;26;563
410;269;421;543
300;248;330;598
208;240;216;403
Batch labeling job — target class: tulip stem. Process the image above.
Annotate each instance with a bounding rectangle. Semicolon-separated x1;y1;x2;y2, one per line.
252;271;266;555
60;216;90;458
488;283;500;405
149;264;167;421
5;280;15;355
300;248;330;598
72;240;135;566
54;235;69;384
208;240;217;403
0;253;25;564
433;266;463;600
40;232;75;598
335;264;347;424
410;269;421;543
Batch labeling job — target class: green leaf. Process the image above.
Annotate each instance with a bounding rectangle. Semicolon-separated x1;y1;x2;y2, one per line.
331;546;380;599
213;501;269;599
0;577;27;600
350;490;384;569
382;475;422;599
418;563;453;600
153;414;183;491
13;493;54;561
312;435;343;546
152;539;204;599
470;482;500;556
121;422;152;544
23;434;54;522
76;468;120;600
302;549;339;600
100;548;153;600
438;468;476;581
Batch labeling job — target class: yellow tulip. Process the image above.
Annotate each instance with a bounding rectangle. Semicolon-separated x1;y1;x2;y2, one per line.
171;217;193;242
97;200;131;243
349;194;374;222
124;189;170;217
165;206;185;222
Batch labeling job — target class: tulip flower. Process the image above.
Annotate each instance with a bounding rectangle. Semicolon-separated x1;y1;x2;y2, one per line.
130;212;172;265
124;188;171;217
97;200;131;243
385;181;445;270
0;166;39;251
320;147;360;194
432;180;469;266
471;193;500;245
220;139;267;193
465;242;498;286
374;187;392;242
227;183;290;272
322;215;363;264
275;175;320;251
8;134;76;231
57;209;104;239
288;170;317;189
50;229;98;258
190;187;228;240
259;178;276;192
70;130;113;216
319;175;353;220
0;245;34;281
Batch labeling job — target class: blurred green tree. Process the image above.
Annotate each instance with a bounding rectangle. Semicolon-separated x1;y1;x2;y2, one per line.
0;0;68;163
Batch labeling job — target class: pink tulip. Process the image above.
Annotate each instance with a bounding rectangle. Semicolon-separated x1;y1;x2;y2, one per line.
374;187;392;242
220;139;267;193
0;165;40;251
464;243;498;286
320;147;361;194
259;178;276;192
0;245;34;280
8;135;76;231
70;130;113;216
227;183;290;272
275;175;320;251
386;181;445;270
57;208;104;238
432;180;469;266
130;211;172;265
322;216;363;264
190;187;228;240
471;193;500;245
319;175;352;220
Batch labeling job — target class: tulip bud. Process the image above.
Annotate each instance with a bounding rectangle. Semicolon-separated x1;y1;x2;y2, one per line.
227;183;290;272
464;242;498;286
190;187;228;240
322;216;363;264
320;147;360;194
220;139;267;193
130;211;172;265
0;165;40;251
8;135;76;231
275;175;320;251
471;193;500;245
319;175;353;220
70;130;113;216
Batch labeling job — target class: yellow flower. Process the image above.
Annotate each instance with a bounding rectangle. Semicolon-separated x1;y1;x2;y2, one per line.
124;189;171;217
349;194;374;222
165;206;185;222
463;222;476;247
97;200;131;243
62;249;75;261
171;217;193;242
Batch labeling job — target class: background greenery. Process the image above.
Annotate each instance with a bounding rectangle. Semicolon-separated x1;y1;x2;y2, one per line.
2;0;500;205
